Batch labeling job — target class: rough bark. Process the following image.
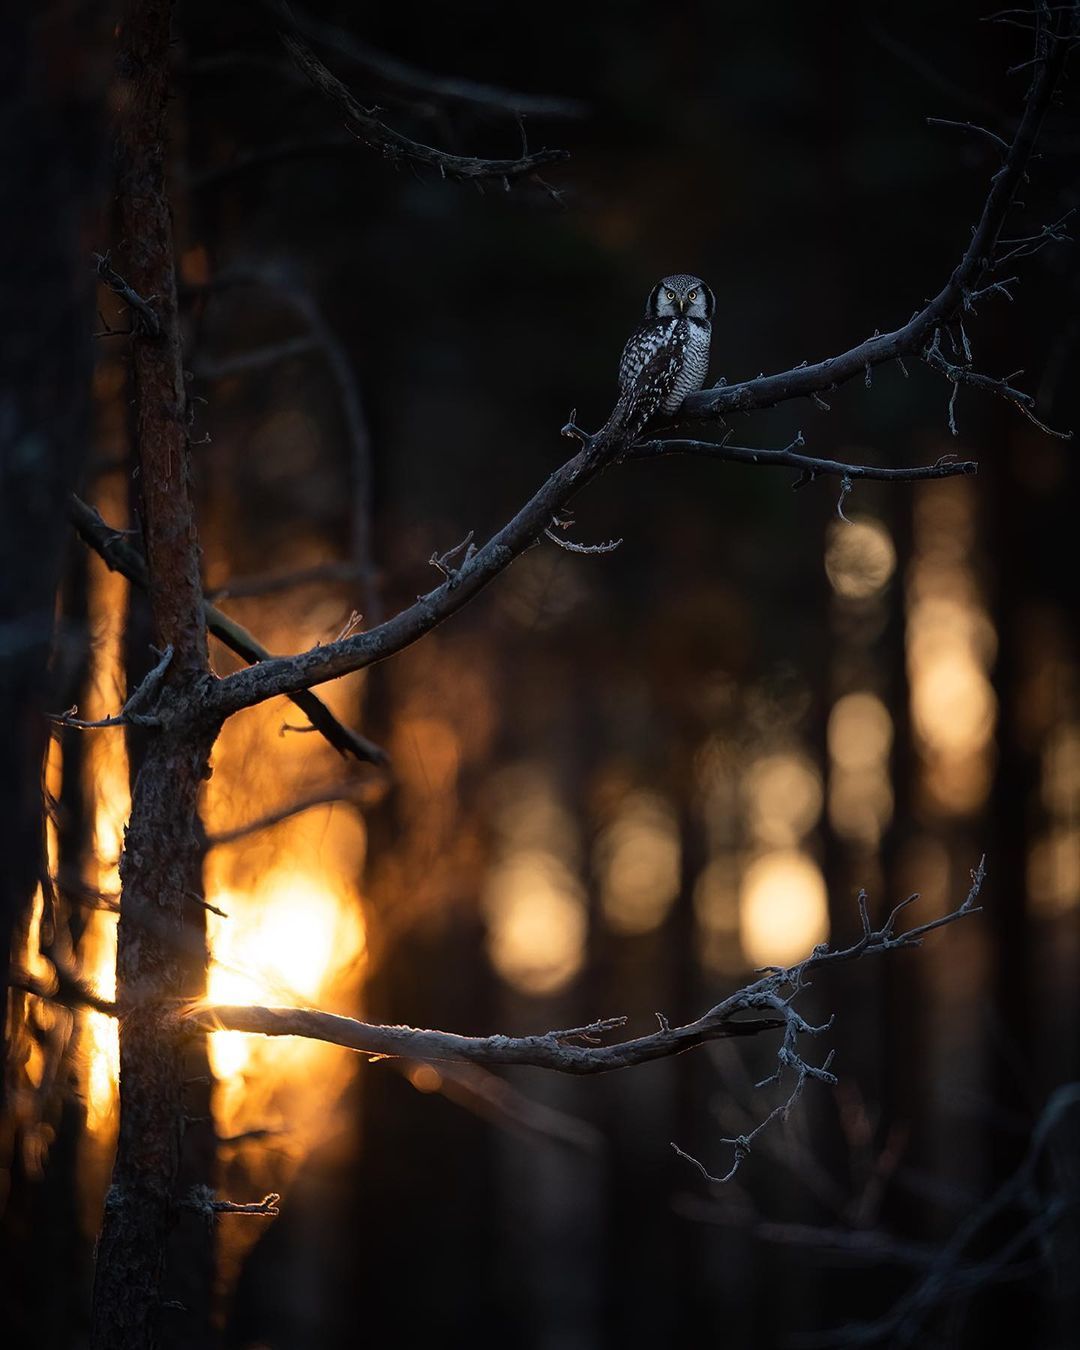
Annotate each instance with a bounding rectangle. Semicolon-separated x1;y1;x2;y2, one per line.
90;3;218;1347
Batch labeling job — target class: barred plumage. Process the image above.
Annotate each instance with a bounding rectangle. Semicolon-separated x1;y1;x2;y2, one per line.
590;273;714;460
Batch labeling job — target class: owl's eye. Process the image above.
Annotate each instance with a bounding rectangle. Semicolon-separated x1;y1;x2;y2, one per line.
688;289;698;301
665;289;675;301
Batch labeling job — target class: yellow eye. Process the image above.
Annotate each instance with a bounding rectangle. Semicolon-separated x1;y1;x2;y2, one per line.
665;289;675;301
688;289;698;300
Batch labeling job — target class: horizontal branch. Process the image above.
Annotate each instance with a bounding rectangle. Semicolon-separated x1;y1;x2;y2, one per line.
278;22;568;185
12;964;118;1018
67;494;388;765
205;779;383;849
178;864;983;1076
629;433;979;485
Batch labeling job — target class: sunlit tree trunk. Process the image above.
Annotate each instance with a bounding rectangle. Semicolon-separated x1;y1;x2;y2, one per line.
90;3;219;1346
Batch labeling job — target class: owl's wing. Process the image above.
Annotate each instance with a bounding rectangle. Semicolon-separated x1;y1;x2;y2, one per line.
586;318;688;466
617;318;688;430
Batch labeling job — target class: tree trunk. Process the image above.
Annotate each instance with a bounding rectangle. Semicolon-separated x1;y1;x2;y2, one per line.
90;3;217;1347
0;0;105;1098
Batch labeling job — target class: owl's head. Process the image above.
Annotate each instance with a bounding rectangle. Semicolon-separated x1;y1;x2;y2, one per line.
647;274;714;320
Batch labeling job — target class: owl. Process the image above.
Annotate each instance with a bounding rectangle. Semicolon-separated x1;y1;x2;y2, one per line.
587;273;715;462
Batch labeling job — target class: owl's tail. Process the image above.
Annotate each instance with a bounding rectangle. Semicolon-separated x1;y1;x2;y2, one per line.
584;388;650;468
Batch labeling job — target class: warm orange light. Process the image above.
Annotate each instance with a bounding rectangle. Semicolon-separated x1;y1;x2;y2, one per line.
596;791;681;935
1029;827;1080;915
745;752;823;847
483;849;586;995
739;850;829;969
694;856;742;973
825;517;896;600
827;693;894;845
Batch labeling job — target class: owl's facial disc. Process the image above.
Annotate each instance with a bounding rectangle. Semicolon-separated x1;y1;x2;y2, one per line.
652;274;712;319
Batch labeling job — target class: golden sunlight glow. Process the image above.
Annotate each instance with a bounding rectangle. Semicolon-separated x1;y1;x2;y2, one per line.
739;850;829;969
827;693;894;845
828;692;893;770
482;763;586;994
825;517;896;600
694;856;742;974
906;479;997;816
206;867;365;1119
596;791;681;935
80;507;131;1138
202;631;370;1146
1028;828;1080;915
483;849;586;996
1042;722;1080;817
745;752;823;847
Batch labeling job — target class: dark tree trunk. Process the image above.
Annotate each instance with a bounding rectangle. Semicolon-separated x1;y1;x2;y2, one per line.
0;0;106;1096
89;3;218;1347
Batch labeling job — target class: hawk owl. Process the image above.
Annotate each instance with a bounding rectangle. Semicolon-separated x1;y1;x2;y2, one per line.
588;273;714;460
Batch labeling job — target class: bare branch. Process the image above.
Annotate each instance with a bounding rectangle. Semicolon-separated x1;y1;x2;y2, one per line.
630;433;979;485
92;250;160;336
46;644;174;730
67;494;389;766
193;262;382;621
676;16;1073;423
181;1185;281;1219
792;1082;1080;1348
178;864;983;1080
670;858;985;1185
268;1;585;119
925;116;1009;151
206;779;384;849
405;1060;603;1154
923;329;1073;438
11;963;119;1018
204;12;1073;717
276;17;569;186
190;334;317;378
206;560;362;603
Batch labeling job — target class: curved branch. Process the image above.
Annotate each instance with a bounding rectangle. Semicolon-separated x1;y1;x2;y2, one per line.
278;23;569;185
270;1;585;120
629;434;979;484
678;10;1073;423
179;863;983;1075
208;14;1071;716
68;494;389;764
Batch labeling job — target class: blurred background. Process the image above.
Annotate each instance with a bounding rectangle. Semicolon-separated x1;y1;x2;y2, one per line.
3;1;1080;1347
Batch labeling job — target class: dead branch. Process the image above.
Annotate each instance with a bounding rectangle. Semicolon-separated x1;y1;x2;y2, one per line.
789;1083;1080;1348
629;432;979;486
276;15;569;186
194;262;382;622
67;494;389;766
675;8;1074;423
669;856;985;1186
206;559;361;602
11;963;119;1018
92;250;160;336
206;11;1073;716
179;864;982;1080
181;1185;281;1219
269;1;585;119
205;779;384;849
47;644;173;730
402;1060;603;1154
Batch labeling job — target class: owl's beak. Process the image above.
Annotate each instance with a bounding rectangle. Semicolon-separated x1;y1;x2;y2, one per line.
677;297;687;313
